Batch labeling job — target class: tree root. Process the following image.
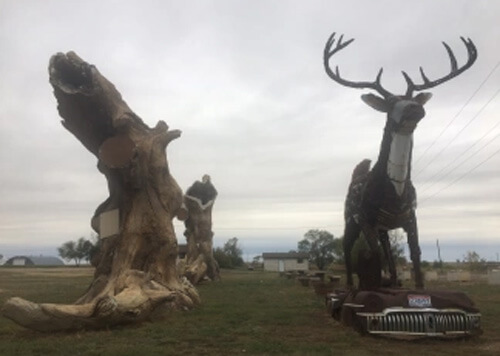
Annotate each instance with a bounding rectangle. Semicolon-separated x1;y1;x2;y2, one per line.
2;270;199;332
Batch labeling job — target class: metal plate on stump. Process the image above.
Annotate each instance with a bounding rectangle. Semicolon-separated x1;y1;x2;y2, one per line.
99;209;119;238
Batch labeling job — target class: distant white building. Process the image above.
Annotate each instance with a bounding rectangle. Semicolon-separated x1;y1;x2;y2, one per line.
4;255;64;266
262;252;309;272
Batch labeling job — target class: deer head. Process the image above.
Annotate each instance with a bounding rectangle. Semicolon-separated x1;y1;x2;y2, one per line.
324;33;477;195
323;32;477;134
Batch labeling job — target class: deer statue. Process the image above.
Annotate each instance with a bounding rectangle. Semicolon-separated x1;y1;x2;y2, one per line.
323;32;477;290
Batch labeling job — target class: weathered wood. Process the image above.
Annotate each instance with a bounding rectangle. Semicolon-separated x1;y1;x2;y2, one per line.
183;175;220;284
1;52;199;331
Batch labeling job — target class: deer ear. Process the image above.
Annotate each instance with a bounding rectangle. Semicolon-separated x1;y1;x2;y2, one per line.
361;94;389;113
414;92;433;105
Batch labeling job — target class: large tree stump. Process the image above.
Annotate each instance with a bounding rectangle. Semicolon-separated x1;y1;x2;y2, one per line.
1;52;200;332
183;175;220;284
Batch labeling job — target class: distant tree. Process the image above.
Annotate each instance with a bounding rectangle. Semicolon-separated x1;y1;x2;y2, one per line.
251;255;263;269
463;250;487;272
213;248;231;268
79;237;95;264
298;229;342;270
252;255;262;264
85;233;102;266
213;237;244;269
388;229;407;265
433;260;443;269
58;236;95;266
331;236;344;264
463;250;481;264
349;229;406;274
58;240;79;265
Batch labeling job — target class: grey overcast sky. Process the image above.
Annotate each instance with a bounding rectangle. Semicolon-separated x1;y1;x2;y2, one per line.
0;0;499;262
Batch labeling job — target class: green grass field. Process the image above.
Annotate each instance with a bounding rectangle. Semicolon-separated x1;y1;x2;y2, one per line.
1;267;499;355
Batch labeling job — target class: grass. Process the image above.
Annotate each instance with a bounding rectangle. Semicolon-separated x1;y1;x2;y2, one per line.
0;267;499;355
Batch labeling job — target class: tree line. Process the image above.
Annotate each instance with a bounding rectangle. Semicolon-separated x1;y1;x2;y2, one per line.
295;228;408;270
57;235;245;268
58;231;486;271
57;230;403;270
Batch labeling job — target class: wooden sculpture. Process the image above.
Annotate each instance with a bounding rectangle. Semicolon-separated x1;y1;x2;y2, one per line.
2;52;200;331
183;175;220;284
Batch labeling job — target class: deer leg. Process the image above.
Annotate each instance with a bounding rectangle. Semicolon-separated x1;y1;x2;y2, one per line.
358;223;382;290
380;230;397;287
343;220;360;288
404;214;424;289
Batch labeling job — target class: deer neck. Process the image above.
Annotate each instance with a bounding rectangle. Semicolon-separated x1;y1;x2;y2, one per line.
387;131;413;195
376;125;414;196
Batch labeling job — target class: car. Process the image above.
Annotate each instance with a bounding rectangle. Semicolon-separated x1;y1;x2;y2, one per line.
326;288;482;339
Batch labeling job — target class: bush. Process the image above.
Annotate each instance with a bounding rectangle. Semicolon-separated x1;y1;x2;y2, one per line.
213;237;244;269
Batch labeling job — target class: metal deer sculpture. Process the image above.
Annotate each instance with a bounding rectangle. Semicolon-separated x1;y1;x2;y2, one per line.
323;32;477;290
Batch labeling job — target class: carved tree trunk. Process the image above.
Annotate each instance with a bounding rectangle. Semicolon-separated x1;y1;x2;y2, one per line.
1;52;199;332
183;176;220;284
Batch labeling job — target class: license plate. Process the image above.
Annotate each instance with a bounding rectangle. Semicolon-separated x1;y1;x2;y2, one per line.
408;294;432;308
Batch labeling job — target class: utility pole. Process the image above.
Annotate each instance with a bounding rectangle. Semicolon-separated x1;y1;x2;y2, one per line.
436;239;442;267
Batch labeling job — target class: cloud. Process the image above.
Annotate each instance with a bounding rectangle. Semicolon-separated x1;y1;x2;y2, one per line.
0;0;499;260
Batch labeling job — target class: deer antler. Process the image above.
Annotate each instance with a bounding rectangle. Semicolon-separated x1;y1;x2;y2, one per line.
323;32;394;98
402;37;477;97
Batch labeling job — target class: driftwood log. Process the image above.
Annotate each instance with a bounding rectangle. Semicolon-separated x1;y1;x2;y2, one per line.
183;175;220;284
1;52;200;332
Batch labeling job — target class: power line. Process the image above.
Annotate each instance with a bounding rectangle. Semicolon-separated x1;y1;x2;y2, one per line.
420;145;500;204
414;60;500;173
419;131;500;194
418;121;500;194
415;85;500;177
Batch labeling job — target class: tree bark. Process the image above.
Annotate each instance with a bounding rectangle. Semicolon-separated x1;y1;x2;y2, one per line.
183;176;220;284
1;52;199;332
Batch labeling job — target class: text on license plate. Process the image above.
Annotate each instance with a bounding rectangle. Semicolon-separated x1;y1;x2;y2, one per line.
408;294;432;308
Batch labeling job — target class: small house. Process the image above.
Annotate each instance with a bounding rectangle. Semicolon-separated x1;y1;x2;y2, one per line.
262;252;309;272
4;255;64;266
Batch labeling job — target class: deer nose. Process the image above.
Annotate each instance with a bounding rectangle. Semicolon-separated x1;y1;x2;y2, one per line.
405;104;425;121
397;105;425;134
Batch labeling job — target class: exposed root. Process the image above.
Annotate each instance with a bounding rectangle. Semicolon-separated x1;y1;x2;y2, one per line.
1;271;199;332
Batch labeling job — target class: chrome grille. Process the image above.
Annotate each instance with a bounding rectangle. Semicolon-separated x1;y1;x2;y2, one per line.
359;309;481;337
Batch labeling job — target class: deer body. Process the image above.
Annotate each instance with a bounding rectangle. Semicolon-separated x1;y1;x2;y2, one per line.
345;95;429;289
324;32;477;290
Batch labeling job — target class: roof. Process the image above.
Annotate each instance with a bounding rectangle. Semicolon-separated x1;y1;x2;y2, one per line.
262;252;309;260
5;255;64;266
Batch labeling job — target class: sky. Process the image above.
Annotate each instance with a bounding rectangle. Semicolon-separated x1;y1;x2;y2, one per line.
0;0;499;263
